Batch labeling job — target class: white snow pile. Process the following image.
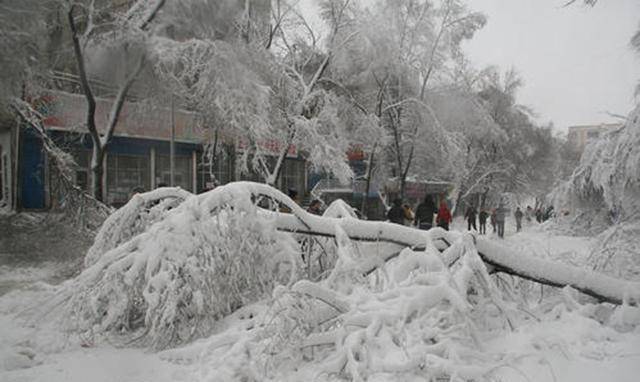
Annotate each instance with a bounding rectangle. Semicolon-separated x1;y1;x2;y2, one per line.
40;183;299;350
322;199;359;219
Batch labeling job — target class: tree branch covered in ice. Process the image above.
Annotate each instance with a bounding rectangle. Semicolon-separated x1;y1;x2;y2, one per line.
11;99;111;231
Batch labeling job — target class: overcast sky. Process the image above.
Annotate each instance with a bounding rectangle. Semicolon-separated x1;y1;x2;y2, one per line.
462;0;640;133
299;0;639;133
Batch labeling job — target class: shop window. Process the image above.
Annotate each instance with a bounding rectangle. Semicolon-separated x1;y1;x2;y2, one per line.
238;154;272;184
281;159;305;196
155;154;193;191
107;154;150;206
72;150;90;191
197;150;231;192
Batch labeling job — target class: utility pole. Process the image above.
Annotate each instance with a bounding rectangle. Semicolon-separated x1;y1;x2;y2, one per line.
170;94;175;187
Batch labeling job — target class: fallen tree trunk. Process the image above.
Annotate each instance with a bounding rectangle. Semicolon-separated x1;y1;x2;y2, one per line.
88;181;640;306
233;180;640;305
474;239;638;305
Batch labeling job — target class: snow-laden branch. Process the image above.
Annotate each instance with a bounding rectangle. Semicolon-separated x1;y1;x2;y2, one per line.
215;182;640;305
85;187;192;267
158;218;500;380
475;239;640;305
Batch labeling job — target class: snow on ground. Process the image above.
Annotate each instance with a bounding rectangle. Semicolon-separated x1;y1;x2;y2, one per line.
454;217;640;381
485;310;640;382
0;215;639;381
3;347;188;382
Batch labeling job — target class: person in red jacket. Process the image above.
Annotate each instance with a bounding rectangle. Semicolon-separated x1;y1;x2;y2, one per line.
436;199;452;231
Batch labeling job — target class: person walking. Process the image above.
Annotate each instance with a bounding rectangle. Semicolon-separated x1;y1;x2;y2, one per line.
414;195;437;230
526;205;533;223
280;189;299;213
478;208;489;234
514;207;524;232
436;199;452;231
403;203;414;226
307;199;322;215
387;198;405;225
465;204;478;231
490;208;497;234
495;204;507;238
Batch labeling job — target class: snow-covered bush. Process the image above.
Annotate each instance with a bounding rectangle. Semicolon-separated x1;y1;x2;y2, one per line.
48;183;300;350
588;221;640;281
553;104;640;225
84;187;192;267
551;104;640;277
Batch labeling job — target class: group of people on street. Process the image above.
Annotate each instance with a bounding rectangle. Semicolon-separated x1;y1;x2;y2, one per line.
464;204;527;238
384;198;541;240
303;190;555;241
464;205;507;238
387;195;453;231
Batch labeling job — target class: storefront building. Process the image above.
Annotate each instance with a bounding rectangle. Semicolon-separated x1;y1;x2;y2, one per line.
11;91;308;210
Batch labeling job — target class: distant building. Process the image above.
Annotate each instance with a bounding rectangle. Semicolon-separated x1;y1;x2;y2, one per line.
567;123;622;154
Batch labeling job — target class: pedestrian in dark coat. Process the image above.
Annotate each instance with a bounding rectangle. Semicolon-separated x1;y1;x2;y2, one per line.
387;198;405;225
307;199;322;215
490;208;497;233
514;207;524;232
436;200;452;231
414;195;437;230
465;205;478;231
478;208;489;234
495;204;507;238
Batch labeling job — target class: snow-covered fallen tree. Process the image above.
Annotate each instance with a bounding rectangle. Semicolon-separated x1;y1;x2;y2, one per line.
39;181;640;355
160;232;508;381
266;199;640;305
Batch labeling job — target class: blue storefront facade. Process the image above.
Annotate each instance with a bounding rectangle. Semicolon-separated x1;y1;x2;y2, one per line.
16;128;204;209
13;91;308;210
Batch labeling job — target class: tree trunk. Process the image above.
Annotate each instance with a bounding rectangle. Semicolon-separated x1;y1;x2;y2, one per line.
360;145;377;218
91;144;106;202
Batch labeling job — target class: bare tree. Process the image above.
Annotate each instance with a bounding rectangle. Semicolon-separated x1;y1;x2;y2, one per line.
65;0;166;201
351;0;485;198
